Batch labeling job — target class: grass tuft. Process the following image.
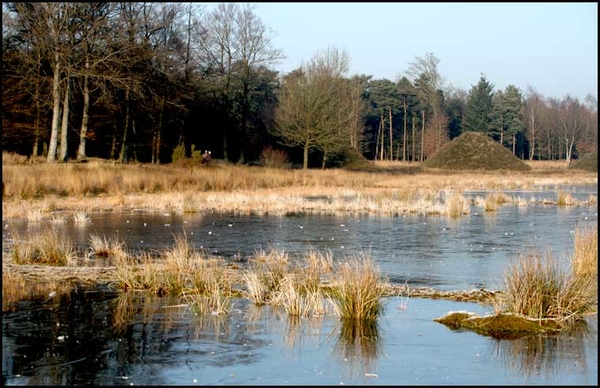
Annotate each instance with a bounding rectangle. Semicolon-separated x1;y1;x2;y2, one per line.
11;227;77;266
327;255;387;322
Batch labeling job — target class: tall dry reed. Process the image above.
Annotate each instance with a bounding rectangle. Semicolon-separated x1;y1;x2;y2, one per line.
10;227;77;266
327;256;387;322
496;249;597;322
571;225;598;279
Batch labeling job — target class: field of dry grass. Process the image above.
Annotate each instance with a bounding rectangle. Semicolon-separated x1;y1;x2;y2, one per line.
2;154;596;220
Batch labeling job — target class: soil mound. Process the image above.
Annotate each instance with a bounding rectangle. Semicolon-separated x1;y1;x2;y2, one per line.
422;131;531;171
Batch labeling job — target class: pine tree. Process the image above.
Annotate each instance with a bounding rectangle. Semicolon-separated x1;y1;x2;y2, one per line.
463;74;494;133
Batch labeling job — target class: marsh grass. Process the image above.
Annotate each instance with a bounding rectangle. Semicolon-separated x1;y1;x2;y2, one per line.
327;256;387;322
10;227;77;265
495;248;597;323
444;191;470;218
73;210;91;224
89;233;126;257
26;209;44;223
556;190;576;206
571;226;598;279
113;233;235;307
241;248;389;320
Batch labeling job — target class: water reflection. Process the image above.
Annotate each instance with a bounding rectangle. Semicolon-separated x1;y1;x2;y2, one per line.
333;319;383;379
489;318;594;383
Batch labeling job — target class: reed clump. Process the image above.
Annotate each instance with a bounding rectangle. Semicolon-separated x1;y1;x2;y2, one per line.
89;233;126;257
571;225;598;279
556;189;576;206
113;233;236;311
10;227;77;266
444;191;470;218
495;245;597;324
326;255;388;322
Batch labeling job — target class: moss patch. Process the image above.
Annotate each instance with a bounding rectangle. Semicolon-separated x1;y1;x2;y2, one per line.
434;311;565;339
422;132;531;171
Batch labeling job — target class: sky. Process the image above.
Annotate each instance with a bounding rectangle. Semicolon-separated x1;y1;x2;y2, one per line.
241;2;597;101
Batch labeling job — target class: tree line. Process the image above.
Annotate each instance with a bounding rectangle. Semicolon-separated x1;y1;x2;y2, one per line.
2;2;597;168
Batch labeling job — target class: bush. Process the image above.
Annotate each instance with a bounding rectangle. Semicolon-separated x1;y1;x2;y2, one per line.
171;143;187;164
260;147;290;169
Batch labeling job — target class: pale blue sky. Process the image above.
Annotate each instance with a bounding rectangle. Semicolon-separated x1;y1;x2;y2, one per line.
243;2;597;101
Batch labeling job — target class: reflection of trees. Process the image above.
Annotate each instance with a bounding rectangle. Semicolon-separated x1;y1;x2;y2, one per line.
333;319;382;379
489;320;591;382
3;288;119;385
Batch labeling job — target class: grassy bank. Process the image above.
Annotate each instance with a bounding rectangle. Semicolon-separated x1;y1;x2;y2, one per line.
2;156;596;219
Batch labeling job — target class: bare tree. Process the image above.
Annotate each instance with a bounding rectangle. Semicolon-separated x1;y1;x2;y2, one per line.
198;3;283;162
274;47;354;169
406;53;448;158
557;95;584;165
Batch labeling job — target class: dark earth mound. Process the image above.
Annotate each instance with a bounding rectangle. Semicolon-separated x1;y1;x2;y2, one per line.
422;131;531;171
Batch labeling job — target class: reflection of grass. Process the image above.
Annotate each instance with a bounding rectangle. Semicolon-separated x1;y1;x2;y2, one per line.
492;319;590;381
333;319;382;378
2;271;72;311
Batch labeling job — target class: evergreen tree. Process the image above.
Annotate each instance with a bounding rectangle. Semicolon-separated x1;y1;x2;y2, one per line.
463;74;494;133
491;84;524;154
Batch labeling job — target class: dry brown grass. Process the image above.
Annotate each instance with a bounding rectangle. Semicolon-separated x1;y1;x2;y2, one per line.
571;225;598;279
2;160;596;219
89;233;126;257
10;227;77;266
495;246;597;322
326;255;388;322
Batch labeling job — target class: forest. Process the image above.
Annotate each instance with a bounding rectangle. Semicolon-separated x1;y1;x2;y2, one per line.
2;2;597;168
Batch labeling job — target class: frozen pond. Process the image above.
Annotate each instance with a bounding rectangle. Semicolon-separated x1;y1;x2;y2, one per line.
2;185;598;385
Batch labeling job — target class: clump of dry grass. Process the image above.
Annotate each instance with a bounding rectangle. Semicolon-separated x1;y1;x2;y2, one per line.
444;191;470;218
327;255;388;322
556;190;576;206
26;209;44;223
89;233;126;257
113;233;235;310
571;226;597;279
495;249;597;323
10;227;77;266
113;251;161;293
73;210;91;225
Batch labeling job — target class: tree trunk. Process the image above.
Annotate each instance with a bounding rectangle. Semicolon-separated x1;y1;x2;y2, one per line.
420;110;425;162
411;117;416;162
303;143;309;169
388;107;393;161
402;99;407;162
528;108;536;160
47;52;61;163
77;70;90;159
512;134;516;155
375;117;382;161
59;76;70;162
118;87;130;163
321;151;327;170
380;114;385;160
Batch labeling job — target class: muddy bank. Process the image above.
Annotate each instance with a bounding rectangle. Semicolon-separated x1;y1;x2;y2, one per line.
2;262;501;304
